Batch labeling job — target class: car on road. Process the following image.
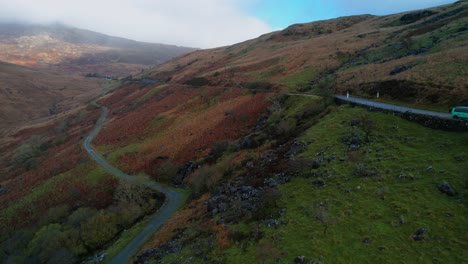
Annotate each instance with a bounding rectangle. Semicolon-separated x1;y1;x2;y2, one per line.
451;106;468;119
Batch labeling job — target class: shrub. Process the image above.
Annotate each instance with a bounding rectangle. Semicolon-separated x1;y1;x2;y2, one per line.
243;81;274;91
26;224;64;263
208;141;231;163
188;157;234;195
151;159;179;183
184;77;211;87
80;211;118;249
357;114;376;142
12;135;48;170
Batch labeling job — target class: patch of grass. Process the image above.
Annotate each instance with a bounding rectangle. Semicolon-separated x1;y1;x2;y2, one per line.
100;143;141;168
225;106;468;262
236;44;257;56
150;115;166;126
103;215;153;263
279;67;322;90
136;85;167;103
258;65;287;80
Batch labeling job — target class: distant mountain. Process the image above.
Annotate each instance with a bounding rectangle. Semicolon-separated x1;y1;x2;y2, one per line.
0;23;195;77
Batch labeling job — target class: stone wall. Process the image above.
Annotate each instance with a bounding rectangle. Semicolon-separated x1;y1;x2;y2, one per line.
335;98;468;131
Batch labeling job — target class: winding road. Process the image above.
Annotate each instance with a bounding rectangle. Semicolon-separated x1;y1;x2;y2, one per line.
335;95;453;119
84;105;184;264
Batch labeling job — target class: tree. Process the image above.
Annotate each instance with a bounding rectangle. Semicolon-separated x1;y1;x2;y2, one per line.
80;211;118;249
26;224;64;263
67;207;97;228
358;114;376;142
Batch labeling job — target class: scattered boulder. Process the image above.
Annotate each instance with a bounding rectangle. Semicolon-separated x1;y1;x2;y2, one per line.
399;216;405;224
0;188;8;195
311;160;321;169
390;65;412;75
342;130;363;150
375;188;386;195
363;238;372;244
438;181;456;196
264;218;281;229
295;256;306;264
285;140;308;158
93;252;107;263
312;180;326;188
412;228;428;241
264;173;289;188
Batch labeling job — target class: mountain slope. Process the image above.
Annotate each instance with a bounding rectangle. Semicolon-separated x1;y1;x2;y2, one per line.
146;0;467;108
0;62;101;138
0;23;195;77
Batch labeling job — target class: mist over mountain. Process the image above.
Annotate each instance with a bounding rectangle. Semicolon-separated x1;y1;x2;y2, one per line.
0;22;195;77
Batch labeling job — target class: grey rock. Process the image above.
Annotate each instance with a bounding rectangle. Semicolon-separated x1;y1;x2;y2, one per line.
378;246;387;251
94;252;107;263
211;208;218;216
312;180;326;188
375;188;387;195
398;174;407;180
413;228;428;241
438;181;456;196
0;188;8;195
295;256;306;264
390;65;411;75
265;219;281;229
399;216;405;224
218;203;228;212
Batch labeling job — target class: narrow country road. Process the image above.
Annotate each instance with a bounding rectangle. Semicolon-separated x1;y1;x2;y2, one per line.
84;105;184;264
335;95;453;119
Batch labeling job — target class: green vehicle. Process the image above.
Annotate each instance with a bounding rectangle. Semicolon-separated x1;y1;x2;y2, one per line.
451;106;468;119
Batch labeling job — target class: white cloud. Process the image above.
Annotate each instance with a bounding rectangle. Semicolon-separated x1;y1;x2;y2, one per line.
0;0;273;48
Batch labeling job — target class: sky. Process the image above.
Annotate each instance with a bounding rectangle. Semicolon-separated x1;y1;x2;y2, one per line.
0;0;457;48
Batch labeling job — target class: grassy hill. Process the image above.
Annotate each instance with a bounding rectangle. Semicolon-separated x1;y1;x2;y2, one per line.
0;1;467;263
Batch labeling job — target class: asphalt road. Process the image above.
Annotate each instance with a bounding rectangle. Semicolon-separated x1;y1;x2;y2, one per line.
335;95;453;119
83;106;184;264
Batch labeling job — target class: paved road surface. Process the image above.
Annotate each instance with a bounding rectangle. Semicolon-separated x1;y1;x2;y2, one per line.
335;95;452;119
84;106;184;264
